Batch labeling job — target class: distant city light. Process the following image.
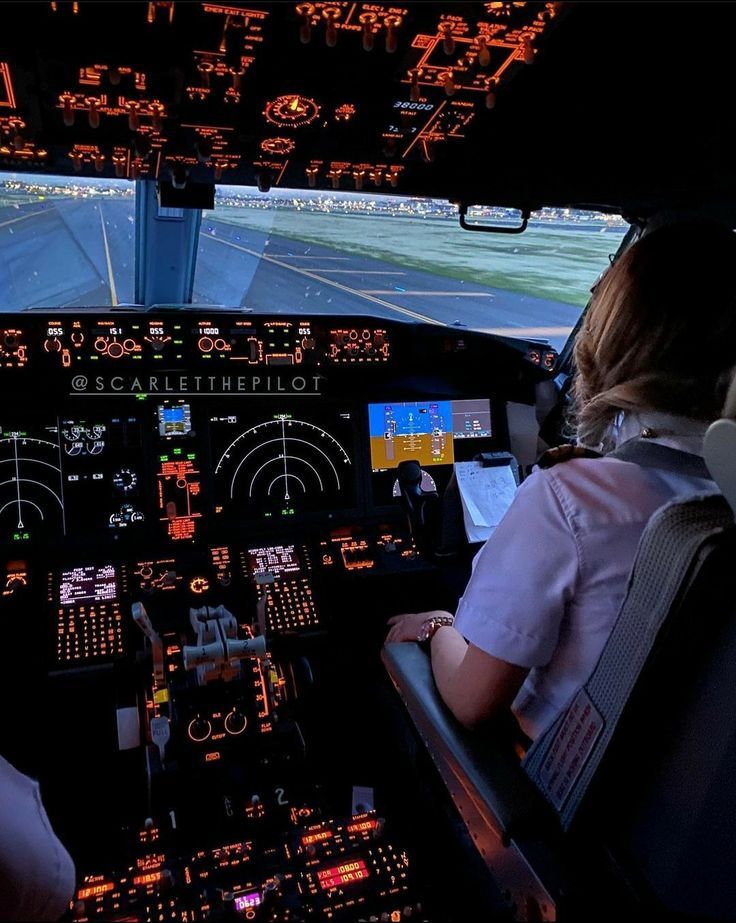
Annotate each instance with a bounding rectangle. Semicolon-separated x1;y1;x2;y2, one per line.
0;172;627;228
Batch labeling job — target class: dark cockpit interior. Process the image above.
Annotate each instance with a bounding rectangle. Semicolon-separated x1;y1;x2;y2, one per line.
1;3;736;922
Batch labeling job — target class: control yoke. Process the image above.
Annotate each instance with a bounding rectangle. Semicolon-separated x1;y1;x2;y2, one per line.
396;459;440;556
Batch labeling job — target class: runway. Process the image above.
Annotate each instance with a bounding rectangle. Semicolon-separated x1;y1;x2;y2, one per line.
0;197;585;349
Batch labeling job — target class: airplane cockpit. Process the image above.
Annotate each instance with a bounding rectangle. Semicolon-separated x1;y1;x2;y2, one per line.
2;3;736;921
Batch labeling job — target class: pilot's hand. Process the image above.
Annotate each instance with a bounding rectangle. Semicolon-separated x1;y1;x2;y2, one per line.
384;610;452;644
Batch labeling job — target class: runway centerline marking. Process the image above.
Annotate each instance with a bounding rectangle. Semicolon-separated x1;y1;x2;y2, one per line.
201;233;443;325
98;204;118;306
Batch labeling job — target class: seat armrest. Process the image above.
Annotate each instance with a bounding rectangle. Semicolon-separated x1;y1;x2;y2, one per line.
381;641;555;841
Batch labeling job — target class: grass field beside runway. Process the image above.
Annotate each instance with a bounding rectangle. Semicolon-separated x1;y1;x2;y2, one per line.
204;208;627;307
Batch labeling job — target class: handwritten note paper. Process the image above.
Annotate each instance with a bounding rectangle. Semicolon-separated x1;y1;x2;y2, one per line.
455;461;517;543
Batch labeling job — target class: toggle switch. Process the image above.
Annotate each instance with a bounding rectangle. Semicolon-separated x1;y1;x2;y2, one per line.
228;66;245;93
149;101;165;132
296;2;314;44
125;100;141;131
521;33;535;64
359;11;377;51
86;97;101;129
441;22;455;55
485;77;499;109
60;93;76;127
195;137;213;163
323;6;340;47
385;14;402;54
197;60;214;89
113;153;128;177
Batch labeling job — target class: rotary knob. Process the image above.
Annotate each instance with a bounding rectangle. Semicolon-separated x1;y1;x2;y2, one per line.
224;709;247;736
187;716;212;743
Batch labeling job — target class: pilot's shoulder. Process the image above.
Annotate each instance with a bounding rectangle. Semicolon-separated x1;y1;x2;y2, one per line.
526;445;659;524
524;445;640;508
536;445;603;469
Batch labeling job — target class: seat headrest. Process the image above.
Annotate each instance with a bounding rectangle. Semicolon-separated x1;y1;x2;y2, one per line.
703;373;736;516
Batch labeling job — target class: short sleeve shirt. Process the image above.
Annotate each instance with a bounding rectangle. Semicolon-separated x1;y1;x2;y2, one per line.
0;755;76;922
453;435;714;740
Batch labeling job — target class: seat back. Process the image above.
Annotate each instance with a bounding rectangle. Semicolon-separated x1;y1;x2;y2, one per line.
524;490;736;918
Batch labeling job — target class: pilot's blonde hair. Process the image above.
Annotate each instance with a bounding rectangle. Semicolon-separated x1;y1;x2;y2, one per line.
572;221;736;450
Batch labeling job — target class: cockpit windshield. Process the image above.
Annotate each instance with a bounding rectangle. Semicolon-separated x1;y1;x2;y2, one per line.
0;172;627;350
0;174;135;309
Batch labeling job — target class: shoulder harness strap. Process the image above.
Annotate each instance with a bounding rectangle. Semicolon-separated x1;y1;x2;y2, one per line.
537;439;712;481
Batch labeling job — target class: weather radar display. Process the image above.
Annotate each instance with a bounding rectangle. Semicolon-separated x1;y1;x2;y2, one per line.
0;425;65;544
211;409;355;519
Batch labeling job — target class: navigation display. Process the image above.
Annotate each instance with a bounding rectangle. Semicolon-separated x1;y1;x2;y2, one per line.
59;564;117;606
211;406;356;520
368;399;492;471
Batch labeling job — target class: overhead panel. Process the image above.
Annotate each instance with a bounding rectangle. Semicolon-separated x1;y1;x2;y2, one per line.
0;2;561;199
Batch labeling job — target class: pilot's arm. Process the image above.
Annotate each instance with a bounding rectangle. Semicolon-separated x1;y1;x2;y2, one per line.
385;616;527;729
0;754;76;922
385;467;579;730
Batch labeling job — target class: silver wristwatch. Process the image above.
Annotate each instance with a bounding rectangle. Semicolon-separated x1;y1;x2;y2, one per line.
417;615;454;643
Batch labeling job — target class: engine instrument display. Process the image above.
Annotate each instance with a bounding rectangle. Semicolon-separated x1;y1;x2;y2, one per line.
157;450;203;542
211;408;355;519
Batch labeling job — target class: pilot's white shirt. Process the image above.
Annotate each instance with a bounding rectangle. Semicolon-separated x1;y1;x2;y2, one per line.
0;754;75;922
453;413;715;741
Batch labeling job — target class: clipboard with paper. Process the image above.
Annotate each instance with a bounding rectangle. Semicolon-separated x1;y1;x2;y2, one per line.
454;453;520;543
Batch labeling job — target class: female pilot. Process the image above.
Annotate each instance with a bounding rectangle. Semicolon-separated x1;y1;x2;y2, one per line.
385;221;736;741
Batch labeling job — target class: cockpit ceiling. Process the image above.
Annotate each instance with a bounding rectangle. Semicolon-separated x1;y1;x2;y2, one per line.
0;1;733;215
